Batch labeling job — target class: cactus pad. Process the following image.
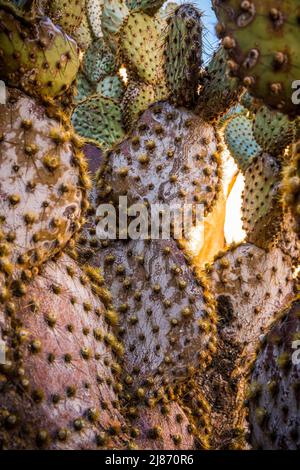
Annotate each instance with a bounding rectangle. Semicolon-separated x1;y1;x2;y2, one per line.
72;95;125;150
224;114;261;171
0;88;89;301
164;4;203;107
253;106;296;156
83;38;116;85
94;238;217;398
97;101;221;219
46;0;85;34
248;298;300;449
121;81;156;131
0;5;81;99
119;11;165;85
0;253;128;449
213;0;300;116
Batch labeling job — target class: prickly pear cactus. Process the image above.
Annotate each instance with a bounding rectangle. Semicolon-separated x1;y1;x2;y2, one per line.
196;47;243;122
0;2;81;100
46;0;86;34
0;88;89;302
97;101;222;219
72;95;125;150
248;298;300;450
224;113;261;171
242;153;300;259
126;0;166;16
0;253;129;450
118;10;165;85
164;4;203;107
213;0;300;116
122;81;156;131
91;238;217;398
253;106;296;157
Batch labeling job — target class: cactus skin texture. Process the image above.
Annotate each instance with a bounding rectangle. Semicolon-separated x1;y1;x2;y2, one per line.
0;88;89;303
283;142;300;234
97;75;125;101
0;2;81;100
242;153;300;260
46;0;85;35
0;253;130;450
196;47;243;122
86;0;104;39
101;0;129;52
164;4;203;107
213;0;300;116
126;0;166;16
118;11;165;86
253;106;296;157
248;298;300;450
83;38;116;85
224;114;261;172
85;237;217;400
122;81;156;131
72;95;125;150
97;101;222;219
130;400;197;450
201;242;296;449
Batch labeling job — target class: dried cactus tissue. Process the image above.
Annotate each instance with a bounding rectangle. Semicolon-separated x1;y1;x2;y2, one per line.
0;0;299;452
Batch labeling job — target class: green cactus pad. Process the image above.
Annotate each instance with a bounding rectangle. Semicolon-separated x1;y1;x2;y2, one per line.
213;0;300;116
119;11;165;85
196;47;242;122
164;4;203;107
224;114;261;171
96;75;125;102
253;106;295;156
126;0;167;16
75;72;96;102
121;81;156;130
102;0;129;51
46;0;85;34
72;95;125;150
73;11;93;50
242;152;300;258
0;5;80;99
83;38;116;84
